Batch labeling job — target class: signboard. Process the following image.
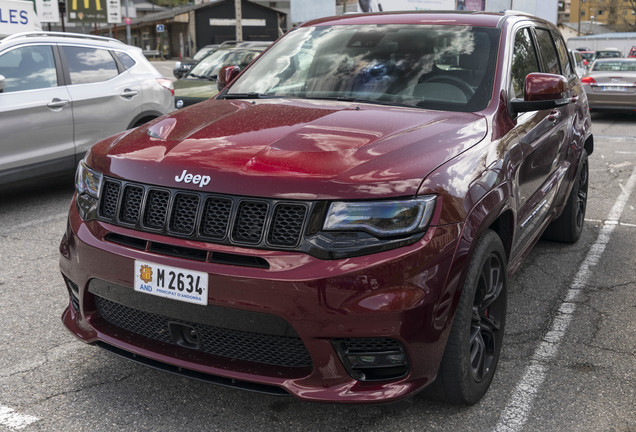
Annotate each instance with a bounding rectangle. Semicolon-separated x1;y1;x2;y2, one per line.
357;0;454;12
106;0;120;24
290;0;335;24
67;0;108;23
33;0;59;23
484;0;558;24
156;23;163;32
459;0;485;10
0;0;41;36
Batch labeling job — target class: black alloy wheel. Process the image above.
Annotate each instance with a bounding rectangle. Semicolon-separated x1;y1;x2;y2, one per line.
542;150;589;243
434;229;508;405
469;253;506;383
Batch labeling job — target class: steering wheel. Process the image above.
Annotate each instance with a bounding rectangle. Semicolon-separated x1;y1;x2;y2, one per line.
419;76;474;98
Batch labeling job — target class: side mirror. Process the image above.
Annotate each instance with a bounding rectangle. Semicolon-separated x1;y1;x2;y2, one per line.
0;74;5;93
511;72;572;113
217;65;241;91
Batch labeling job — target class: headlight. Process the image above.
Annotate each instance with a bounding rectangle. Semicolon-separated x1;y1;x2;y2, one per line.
76;159;102;197
75;158;103;220
323;196;436;237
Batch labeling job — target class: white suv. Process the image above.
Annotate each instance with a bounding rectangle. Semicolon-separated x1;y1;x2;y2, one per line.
0;32;174;186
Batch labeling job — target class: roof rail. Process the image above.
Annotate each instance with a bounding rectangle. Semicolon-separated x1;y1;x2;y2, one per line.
2;31;124;44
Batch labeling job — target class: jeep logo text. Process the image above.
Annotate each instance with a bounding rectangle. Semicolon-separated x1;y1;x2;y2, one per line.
174;170;211;188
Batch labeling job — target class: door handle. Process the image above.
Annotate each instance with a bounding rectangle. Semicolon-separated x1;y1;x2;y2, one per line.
548;109;561;122
47;98;70;110
120;89;139;98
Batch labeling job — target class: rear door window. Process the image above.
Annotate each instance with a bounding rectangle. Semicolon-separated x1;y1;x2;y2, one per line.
62;46;119;84
534;28;561;74
510;28;540;99
554;35;574;78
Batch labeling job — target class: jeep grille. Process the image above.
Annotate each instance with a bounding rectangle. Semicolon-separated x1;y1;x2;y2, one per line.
97;178;309;249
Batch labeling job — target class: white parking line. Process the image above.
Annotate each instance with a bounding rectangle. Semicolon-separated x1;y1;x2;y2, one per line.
0;405;38;430
494;166;636;432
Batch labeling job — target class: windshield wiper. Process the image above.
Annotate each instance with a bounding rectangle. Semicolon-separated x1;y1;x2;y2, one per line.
221;93;274;99
304;95;391;105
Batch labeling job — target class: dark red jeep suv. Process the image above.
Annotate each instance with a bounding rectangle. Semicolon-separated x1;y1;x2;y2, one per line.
60;11;593;404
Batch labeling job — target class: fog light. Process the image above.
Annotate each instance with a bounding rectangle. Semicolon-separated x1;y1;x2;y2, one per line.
333;338;409;381
76;193;99;220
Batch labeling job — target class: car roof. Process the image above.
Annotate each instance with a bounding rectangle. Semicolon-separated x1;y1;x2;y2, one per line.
1;31;125;47
594;58;636;62
297;10;548;29
0;31;138;56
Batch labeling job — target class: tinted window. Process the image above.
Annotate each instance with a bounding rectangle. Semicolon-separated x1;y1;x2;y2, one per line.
115;51;136;70
63;46;118;84
535;28;560;74
510;28;539;99
554;35;574;77
0;45;57;93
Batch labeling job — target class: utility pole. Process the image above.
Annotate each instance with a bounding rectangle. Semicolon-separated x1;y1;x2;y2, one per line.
125;0;132;45
235;0;242;42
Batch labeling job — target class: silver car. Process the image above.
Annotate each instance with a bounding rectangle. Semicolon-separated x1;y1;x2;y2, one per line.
581;58;636;111
0;32;174;186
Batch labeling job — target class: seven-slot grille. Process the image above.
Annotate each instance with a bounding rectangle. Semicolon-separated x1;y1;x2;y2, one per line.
98;178;309;249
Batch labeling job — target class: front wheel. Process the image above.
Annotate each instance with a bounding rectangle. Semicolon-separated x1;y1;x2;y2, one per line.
435;229;508;404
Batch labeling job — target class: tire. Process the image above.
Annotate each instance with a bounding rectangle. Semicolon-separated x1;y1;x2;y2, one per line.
435;229;508;405
542;150;589;243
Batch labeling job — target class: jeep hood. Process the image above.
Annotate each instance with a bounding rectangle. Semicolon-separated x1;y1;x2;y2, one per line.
90;99;487;200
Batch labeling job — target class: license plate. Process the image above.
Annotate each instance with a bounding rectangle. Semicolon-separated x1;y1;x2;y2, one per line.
134;260;208;306
600;85;627;92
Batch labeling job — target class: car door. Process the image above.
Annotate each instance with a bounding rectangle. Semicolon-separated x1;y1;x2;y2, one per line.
0;44;74;184
60;44;143;158
509;26;571;256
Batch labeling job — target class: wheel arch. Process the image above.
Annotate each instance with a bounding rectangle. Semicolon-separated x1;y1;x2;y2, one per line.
127;110;164;129
437;184;515;335
584;133;594;156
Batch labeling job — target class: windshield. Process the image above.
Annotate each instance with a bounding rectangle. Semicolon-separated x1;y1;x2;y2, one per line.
595;51;622;59
225;24;500;112
592;60;636;71
192;46;218;61
188;49;263;79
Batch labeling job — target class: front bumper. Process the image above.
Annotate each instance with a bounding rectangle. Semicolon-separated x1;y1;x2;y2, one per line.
59;201;463;403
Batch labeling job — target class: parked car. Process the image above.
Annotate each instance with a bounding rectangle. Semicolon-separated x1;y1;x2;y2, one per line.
61;11;592;405
0;31;174;187
594;48;622;59
172;41;239;79
578;50;595;66
173;42;269;108
581;58;636;111
570;49;587;76
628;46;636;58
